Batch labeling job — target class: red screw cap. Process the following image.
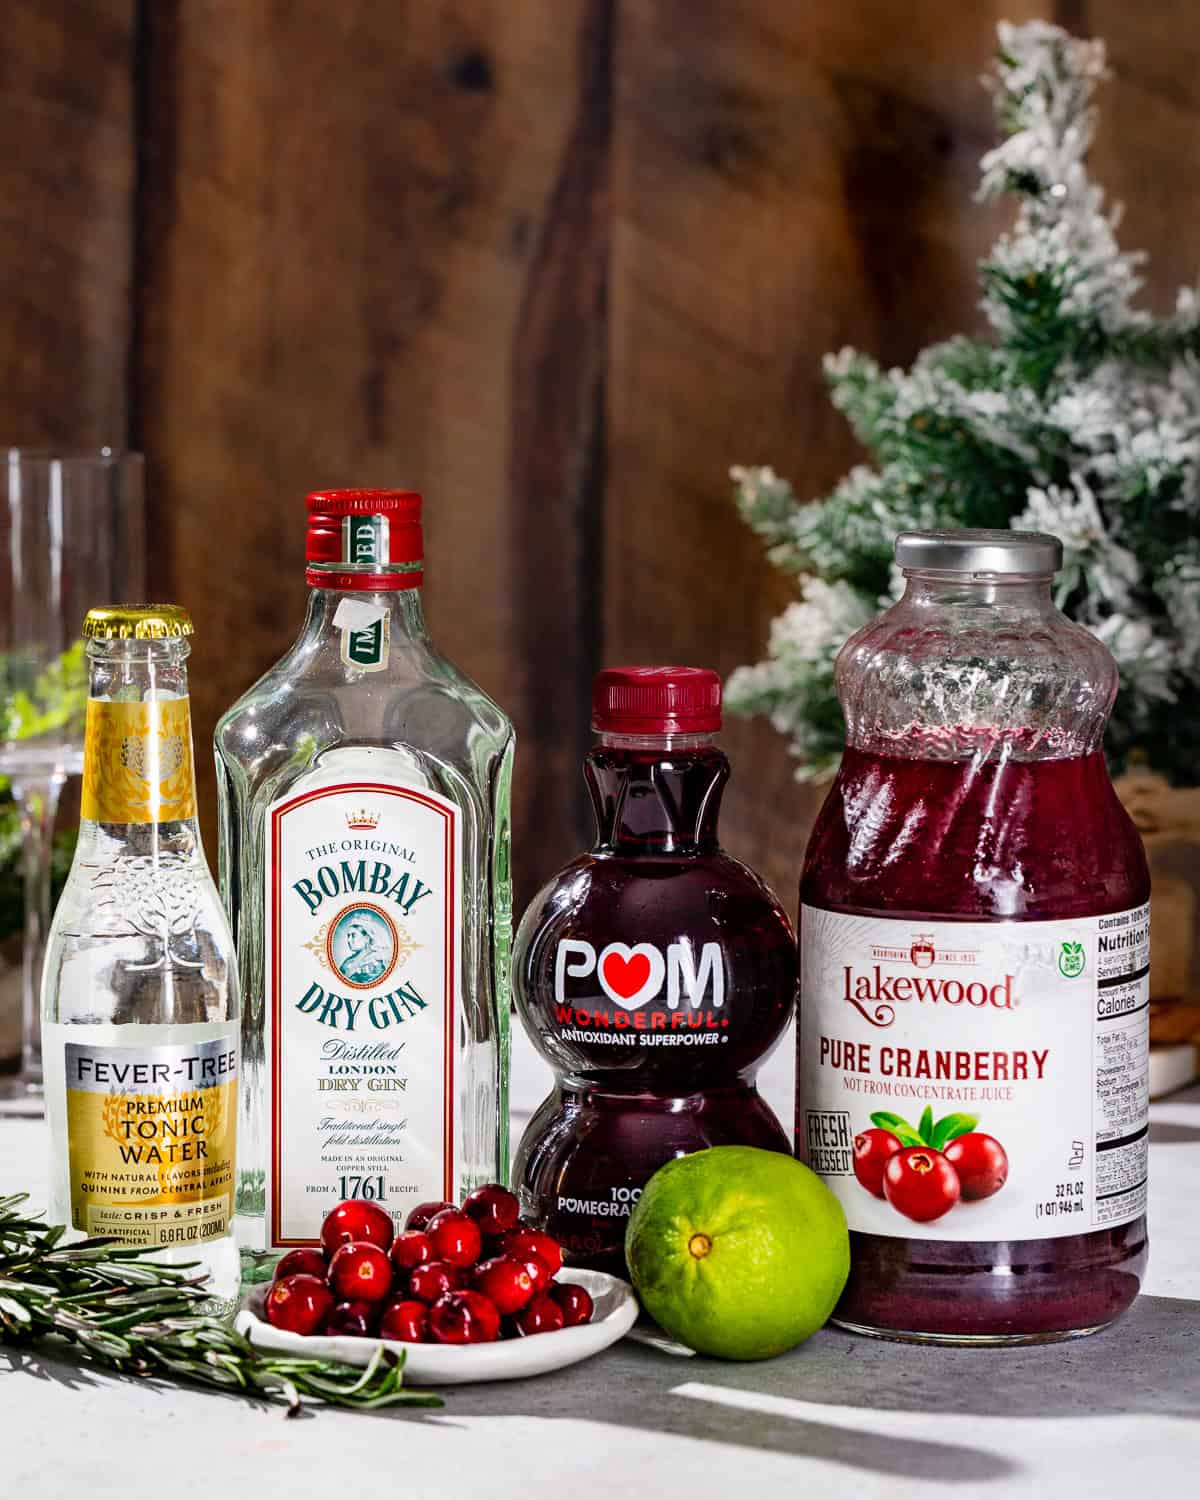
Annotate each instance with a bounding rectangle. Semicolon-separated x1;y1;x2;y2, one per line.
591;666;722;735
305;488;423;590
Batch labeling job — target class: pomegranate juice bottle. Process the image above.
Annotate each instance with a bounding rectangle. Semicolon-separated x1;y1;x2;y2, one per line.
799;530;1150;1343
513;667;796;1273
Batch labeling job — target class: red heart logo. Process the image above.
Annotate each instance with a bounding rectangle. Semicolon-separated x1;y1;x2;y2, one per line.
601;951;651;1000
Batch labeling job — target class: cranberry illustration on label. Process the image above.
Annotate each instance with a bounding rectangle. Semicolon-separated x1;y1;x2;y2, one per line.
945;1133;1009;1200
852;1128;903;1198
884;1148;962;1222
855;1107;1007;1222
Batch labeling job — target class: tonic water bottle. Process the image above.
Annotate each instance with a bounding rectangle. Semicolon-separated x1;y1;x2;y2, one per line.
42;605;240;1308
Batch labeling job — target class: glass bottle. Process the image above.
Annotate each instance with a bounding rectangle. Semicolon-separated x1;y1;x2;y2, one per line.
42;605;240;1309
513;667;795;1274
798;530;1150;1343
216;490;513;1277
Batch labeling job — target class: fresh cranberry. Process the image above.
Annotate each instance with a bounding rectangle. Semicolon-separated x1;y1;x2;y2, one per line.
320;1199;395;1255
852;1128;903;1198
549;1282;594;1327
514;1295;565;1336
429;1290;501;1344
273;1247;327;1281
500;1227;563;1276
324;1299;379;1337
380;1298;430;1342
409;1259;466;1303
883;1147;962;1222
327;1241;395;1303
265;1274;334;1336
473;1256;535;1315
426;1209;483;1268
405;1200;456;1231
462;1183;521;1236
512;1254;552;1296
389;1230;434;1276
944;1132;1009;1200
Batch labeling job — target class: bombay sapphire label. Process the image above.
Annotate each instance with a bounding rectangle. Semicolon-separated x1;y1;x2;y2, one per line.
265;776;460;1246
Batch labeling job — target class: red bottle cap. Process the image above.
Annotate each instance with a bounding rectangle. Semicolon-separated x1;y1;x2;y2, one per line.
591;666;722;735
305;489;423;590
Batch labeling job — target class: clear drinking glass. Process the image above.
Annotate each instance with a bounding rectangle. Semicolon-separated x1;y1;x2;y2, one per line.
0;450;145;1103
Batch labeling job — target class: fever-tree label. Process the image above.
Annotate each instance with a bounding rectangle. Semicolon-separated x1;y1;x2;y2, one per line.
265;776;461;1245
47;1029;238;1245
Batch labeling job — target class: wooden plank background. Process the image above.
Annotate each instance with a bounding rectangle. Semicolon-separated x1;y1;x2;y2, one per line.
1;0;1198;911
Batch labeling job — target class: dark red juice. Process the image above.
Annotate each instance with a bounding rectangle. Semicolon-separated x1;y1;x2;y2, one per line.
801;746;1149;1340
797;529;1152;1344
513;669;795;1274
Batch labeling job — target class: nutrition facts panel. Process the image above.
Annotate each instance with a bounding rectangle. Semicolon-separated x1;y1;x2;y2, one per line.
1093;902;1151;1227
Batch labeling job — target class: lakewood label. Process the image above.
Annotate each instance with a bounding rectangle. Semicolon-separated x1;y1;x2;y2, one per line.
266;776;460;1246
799;904;1150;1241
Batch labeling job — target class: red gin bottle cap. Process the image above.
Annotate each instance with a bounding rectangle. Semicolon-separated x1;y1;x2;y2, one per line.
305;489;423;590
592;666;722;735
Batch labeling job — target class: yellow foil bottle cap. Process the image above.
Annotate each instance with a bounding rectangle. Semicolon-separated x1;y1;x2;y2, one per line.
82;605;195;641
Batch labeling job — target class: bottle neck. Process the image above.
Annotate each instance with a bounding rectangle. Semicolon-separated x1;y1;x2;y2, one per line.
81;638;201;836
301;583;429;648
901;569;1057;612
585;732;728;854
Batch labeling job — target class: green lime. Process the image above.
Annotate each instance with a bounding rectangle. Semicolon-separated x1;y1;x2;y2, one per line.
625;1146;849;1360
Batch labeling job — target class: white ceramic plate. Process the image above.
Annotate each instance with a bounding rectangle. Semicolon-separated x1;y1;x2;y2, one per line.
236;1268;638;1386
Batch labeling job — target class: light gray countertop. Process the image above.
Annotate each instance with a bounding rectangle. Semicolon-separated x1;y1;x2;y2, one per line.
2;1027;1197;1498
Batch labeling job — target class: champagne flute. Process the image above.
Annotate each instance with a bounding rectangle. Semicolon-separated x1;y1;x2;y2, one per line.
0;449;145;1105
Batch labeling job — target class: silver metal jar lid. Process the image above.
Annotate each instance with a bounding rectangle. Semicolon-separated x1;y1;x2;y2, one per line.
894;528;1063;575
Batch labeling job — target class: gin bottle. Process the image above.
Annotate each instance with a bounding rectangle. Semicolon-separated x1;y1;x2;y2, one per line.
216;489;513;1274
42;606;240;1308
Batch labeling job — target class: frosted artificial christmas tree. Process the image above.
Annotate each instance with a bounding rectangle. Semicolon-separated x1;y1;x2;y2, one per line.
729;21;1200;786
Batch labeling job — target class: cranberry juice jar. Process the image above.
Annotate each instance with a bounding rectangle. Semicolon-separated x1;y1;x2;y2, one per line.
513;667;796;1274
798;530;1150;1344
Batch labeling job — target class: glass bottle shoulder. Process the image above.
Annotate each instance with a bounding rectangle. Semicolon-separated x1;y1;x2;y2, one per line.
836;581;1117;760
45;820;238;1027
215;609;513;810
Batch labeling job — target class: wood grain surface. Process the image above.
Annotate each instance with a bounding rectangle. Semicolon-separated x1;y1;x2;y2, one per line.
0;1;135;445
0;0;1197;910
134;0;601;879
605;0;1031;899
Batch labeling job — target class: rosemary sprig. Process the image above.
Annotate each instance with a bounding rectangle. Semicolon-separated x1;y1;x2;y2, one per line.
0;1193;441;1415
